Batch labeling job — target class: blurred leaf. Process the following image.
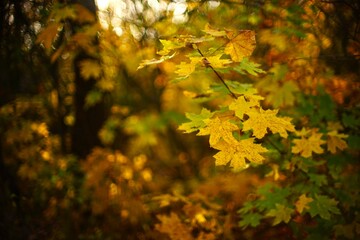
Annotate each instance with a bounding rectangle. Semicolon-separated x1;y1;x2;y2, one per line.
178;108;214;133
266;204;293;226
308;194;340;220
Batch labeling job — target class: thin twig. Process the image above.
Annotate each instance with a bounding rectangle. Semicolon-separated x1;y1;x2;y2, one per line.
196;48;237;99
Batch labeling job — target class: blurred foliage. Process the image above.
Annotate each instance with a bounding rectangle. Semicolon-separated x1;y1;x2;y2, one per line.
0;0;359;239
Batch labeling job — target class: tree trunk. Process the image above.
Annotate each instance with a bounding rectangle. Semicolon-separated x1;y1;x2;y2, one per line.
70;0;108;158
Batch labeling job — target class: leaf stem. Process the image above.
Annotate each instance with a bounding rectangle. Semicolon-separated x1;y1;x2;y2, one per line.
196;49;237;99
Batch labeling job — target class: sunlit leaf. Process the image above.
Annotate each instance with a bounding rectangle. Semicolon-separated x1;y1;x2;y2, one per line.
242;108;295;139
225;30;256;62
213;138;268;171
197;117;238;146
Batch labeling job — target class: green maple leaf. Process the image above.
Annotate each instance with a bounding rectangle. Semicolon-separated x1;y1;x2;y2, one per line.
308;194;340;220
239;212;263;228
178;108;214;133
266;204;294;225
256;183;291;211
234;58;266;76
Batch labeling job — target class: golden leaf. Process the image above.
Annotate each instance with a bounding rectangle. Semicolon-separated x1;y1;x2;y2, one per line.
213;138;268;171
202;23;227;37
225;30;256;62
197;117;238;146
175;57;202;77
204;54;232;68
229;96;259;119
292;132;326;158
242;108;295;139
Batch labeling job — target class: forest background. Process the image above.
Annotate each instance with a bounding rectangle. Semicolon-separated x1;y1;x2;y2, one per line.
0;0;359;239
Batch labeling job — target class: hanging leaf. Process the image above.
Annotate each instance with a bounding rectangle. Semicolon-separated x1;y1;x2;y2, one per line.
197;117;239;146
242;108;295;139
213;138;268;171
225;30;256;62
178;108;214;133
292;132;326;158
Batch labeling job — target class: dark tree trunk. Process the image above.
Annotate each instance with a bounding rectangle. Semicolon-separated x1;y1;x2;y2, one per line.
70;0;108;159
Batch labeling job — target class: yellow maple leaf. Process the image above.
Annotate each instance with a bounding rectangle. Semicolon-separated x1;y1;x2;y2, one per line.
213;138;268;171
197;117;238;146
295;194;313;214
295;127;311;137
202;23;227;37
327;122;344;132
157;39;185;55
327;130;348;154
242;108;295;139
225;30;256;62
292;132;326;158
204;54;232;68
229;96;259;119
175;57;202;77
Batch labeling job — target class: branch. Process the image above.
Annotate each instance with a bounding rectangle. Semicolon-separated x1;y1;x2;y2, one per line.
196;48;237;99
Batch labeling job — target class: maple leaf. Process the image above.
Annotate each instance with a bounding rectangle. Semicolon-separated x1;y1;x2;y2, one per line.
212;138;268;171
178;108;214;133
295;194;313;214
79;60;102;80
229;96;259;119
157;39;185;55
242;108;295;139
234;58;266;76
266;204;294;226
292;132;326;158
266;81;299;108
327;130;348;154
239;213;263;228
175;57;202;77
308;194;340;220
204;54;232;69
197;117;238;146
36;23;62;50
295;127;311;137
225;30;256;62
202;23;227;37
